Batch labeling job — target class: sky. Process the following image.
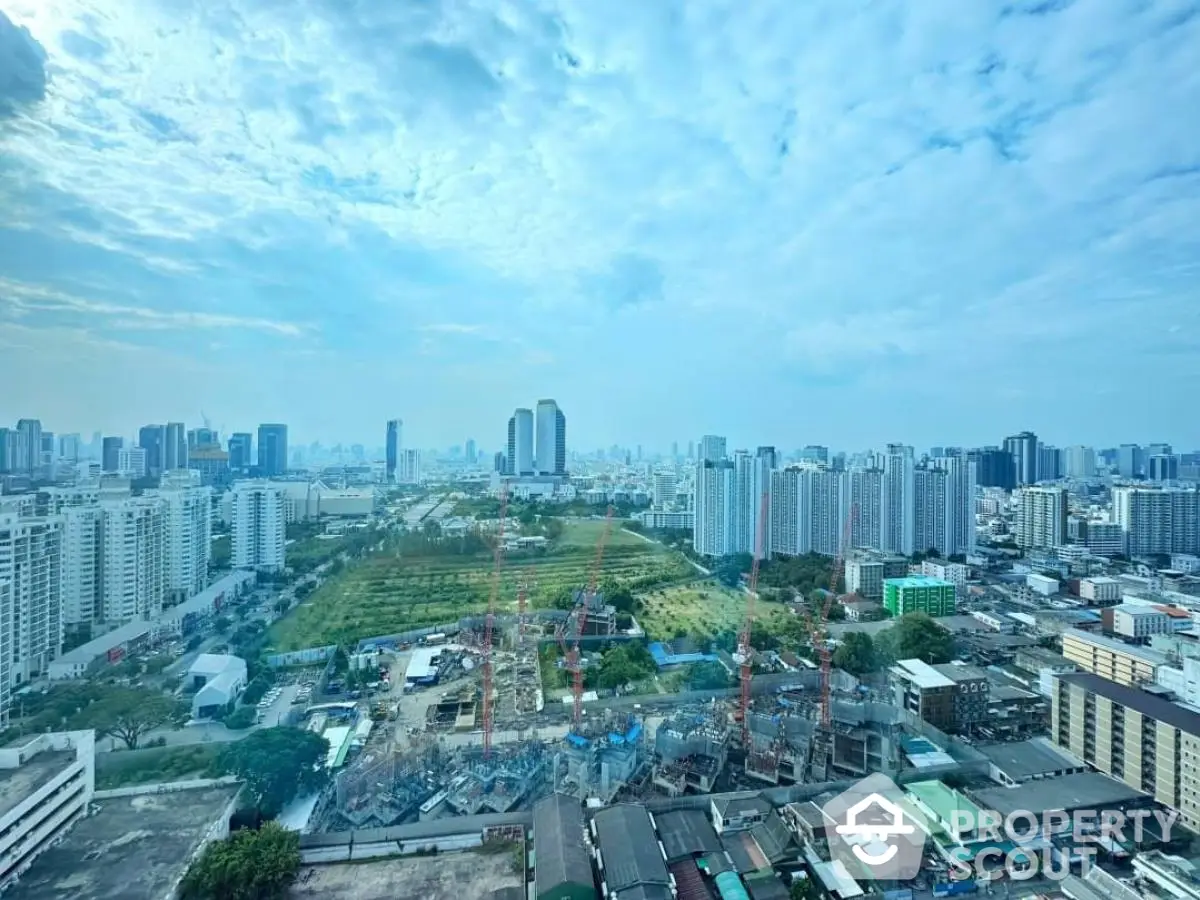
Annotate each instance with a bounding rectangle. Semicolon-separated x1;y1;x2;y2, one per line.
0;0;1198;453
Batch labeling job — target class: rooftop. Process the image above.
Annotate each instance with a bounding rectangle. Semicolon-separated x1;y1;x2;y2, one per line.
4;785;240;900
657;809;722;862
532;793;593;894
593;804;671;895
1062;630;1170;665
931;662;989;683
1058;671;1200;736
290;851;524;900
977;737;1086;780
1113;604;1169;618
970;771;1149;818
885;576;954;590
891;659;955;689
0;750;77;819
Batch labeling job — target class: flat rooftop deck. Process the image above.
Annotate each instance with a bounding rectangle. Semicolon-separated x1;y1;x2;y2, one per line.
5;785;240;900
291;851;523;900
0;750;77;819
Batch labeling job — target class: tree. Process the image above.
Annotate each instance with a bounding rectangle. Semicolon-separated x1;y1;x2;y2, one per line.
832;632;878;677
225;707;257;730
212;616;232;635
596;644;656;691
790;876;821;900
180;821;300;900
220;727;330;815
686;661;731;690
876;612;954;665
81;687;186;749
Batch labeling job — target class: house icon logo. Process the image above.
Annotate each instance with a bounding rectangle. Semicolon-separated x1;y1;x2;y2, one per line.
822;773;928;881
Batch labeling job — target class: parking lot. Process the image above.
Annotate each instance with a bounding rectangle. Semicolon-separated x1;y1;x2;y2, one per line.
254;682;301;726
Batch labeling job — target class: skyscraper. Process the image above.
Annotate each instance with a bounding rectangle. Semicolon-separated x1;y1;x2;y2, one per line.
1063;446;1096;479
16;419;41;475
700;435;727;463
164;422;187;471
257;424;288;477
1117;444;1142;479
1003;431;1039;486
138;424;166;475
694;459;736;556
1015;486;1068;550
227;433;253;471
935;452;978;556
535;399;566;475
386;419;402;482
507;408;534;476
232;482;286;571
881;444;915;556
0;428;19;474
465;439;477;464
101;437;123;473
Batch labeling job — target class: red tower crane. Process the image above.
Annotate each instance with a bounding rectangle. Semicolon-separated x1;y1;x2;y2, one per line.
807;503;858;728
737;491;771;746
481;483;510;760
566;506;615;728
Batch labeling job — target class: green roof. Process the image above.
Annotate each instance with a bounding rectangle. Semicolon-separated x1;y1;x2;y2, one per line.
885;576;954;589
905;780;983;832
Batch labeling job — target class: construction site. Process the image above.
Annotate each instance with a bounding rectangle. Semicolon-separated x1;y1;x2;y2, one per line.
313;490;958;833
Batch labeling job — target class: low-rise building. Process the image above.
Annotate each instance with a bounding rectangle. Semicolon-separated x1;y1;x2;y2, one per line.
841;599;885;622
187;654;248;720
0;731;96;891
1026;573;1059;596
1111;604;1171;639
1079;576;1122;606
977;737;1087;787
883;576;956;617
591;804;671;900
889;659;957;732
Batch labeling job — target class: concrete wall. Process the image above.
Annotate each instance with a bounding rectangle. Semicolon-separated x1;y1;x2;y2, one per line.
93;777;240;799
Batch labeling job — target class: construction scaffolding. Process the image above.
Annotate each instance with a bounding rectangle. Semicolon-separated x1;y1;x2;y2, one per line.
333;741;443;830
652;705;731;796
445;741;551;816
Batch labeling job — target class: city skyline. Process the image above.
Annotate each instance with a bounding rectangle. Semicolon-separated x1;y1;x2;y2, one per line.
1;4;1198;445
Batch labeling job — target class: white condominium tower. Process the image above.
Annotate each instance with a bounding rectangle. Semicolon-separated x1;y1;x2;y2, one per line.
232;482;287;572
1015;486;1069;550
61;506;102;629
99;497;167;622
0;514;65;710
1113;486;1200;556
935;453;978;556
880;444;915;556
694;459;736;556
912;467;947;556
154;473;213;602
699;435;727;464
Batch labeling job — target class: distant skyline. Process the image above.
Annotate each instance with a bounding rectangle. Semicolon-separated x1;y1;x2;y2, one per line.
1;2;1198;448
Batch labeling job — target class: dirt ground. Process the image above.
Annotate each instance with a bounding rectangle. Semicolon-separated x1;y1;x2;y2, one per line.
290;851;522;900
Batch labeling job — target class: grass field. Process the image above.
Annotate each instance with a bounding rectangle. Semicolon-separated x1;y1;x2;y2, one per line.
268;522;693;650
637;583;793;641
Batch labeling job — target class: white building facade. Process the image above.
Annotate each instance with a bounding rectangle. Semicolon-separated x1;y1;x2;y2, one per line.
232;482;287;572
99;497;167;622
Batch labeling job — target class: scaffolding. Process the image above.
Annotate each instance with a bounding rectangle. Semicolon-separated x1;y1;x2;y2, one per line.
556;712;647;804
445;741;551;815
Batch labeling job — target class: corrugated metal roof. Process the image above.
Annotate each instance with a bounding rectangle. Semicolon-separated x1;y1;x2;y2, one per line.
533;793;595;896
594;804;669;894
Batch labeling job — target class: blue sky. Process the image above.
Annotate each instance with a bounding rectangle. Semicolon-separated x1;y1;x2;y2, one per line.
1;0;1198;452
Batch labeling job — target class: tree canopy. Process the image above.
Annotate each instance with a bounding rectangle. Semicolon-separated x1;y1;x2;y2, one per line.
596;643;656;691
179;822;300;900
875;612;954;665
686;661;731;690
832;632;879;676
81;687;186;749
219;727;330;815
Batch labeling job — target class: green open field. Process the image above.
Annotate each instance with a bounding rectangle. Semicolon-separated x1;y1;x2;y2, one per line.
268;522;693;650
637;583;792;641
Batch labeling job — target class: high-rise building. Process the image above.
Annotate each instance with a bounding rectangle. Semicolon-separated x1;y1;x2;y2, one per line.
699;435;727;464
57;433;81;463
101;436;123;473
1149;455;1179;482
99;496;167;621
1117;443;1142;479
164;422;187;471
693;460;735;557
227;432;253;471
39;432;55;469
116;446;147;478
15;419;42;475
912;466;947;556
687;440;695;461
257;424;288;477
232;482;286;572
493;451;506;474
935;453;977;556
465;439;477;464
1063;446;1096;479
0;513;64;696
1014;486;1068;550
535;400;558;475
398;449;421;485
138;424;166;475
1037;444;1063;481
652;471;677;509
61;506;102;630
767;465;844;558
848;468;883;551
155;474;213;602
385;419;402;482
0;429;17;474
731;451;756;555
507;408;534;476
554;407;567;475
1003;431;1038;486
800;445;829;465
970;447;1016;491
1112;486;1200;556
881;444;915;556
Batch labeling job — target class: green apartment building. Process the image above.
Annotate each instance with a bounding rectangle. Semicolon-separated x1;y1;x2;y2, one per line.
883;576;956;617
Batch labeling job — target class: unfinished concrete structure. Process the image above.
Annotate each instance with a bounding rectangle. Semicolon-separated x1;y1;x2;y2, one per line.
653;705;731;796
444;742;551;815
555;712;648;803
